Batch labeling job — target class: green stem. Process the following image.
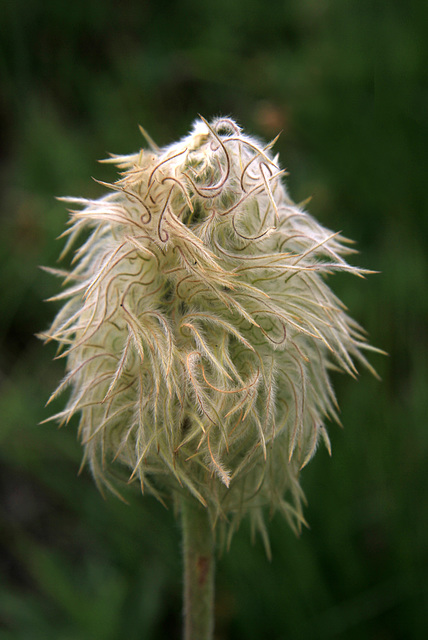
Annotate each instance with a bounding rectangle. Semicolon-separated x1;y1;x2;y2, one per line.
181;496;215;640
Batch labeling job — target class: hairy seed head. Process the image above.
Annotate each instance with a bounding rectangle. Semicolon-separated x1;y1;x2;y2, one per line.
42;116;377;546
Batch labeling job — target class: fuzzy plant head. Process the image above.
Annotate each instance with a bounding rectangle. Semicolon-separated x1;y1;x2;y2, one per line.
43;116;376;546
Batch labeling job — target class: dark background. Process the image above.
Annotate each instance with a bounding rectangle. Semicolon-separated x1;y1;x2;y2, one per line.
1;1;427;638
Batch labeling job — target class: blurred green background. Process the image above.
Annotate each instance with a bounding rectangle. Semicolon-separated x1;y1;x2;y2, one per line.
1;1;427;638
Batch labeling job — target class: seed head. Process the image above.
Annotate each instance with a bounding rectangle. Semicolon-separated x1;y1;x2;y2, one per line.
42;117;376;546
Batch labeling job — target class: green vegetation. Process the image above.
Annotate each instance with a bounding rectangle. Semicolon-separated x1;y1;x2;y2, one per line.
1;1;427;638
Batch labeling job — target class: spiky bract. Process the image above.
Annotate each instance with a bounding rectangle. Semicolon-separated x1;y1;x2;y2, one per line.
43;117;375;544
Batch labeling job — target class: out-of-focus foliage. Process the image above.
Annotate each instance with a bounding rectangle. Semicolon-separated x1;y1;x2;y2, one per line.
0;1;427;638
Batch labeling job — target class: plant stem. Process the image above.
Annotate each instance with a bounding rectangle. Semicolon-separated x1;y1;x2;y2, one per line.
181;496;215;640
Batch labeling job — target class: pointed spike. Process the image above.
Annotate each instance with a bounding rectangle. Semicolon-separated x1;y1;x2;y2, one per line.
138;124;161;153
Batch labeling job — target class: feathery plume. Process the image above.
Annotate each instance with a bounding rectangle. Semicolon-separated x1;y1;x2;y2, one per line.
42;116;377;546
